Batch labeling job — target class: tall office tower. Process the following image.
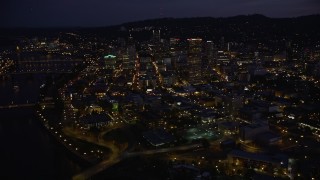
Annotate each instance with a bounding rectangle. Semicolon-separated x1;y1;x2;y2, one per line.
169;38;180;51
119;52;130;69
104;54;117;69
203;41;214;79
220;36;225;50
117;37;126;48
137;54;157;90
187;38;203;85
170;38;188;80
123;36;136;78
169;38;180;68
286;39;303;63
152;29;161;43
216;50;230;65
286;41;293;62
205;41;214;64
102;54;118;80
169;38;182;69
125;45;136;70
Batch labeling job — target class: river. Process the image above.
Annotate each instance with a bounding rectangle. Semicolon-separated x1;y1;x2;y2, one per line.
0;73;84;179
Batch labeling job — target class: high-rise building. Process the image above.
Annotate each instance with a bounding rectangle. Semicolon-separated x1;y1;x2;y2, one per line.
124;45;136;70
203;41;214;79
187;38;203;85
220;36;225;50
169;38;183;69
121;36;136;81
136;53;157;90
286;41;293;62
205;41;214;65
216;50;230;65
103;54;117;69
152;30;161;43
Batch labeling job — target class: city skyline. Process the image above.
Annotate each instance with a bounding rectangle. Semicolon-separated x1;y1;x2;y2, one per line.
1;12;320;179
1;0;320;27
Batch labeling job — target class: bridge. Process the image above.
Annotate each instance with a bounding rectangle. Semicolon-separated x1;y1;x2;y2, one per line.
8;59;84;75
17;59;83;63
0;102;54;109
0;103;35;109
10;71;73;75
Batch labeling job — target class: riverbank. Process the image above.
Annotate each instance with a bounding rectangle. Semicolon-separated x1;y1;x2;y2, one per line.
0;107;84;179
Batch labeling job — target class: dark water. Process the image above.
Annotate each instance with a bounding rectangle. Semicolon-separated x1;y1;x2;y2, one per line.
0;74;43;105
0;74;83;179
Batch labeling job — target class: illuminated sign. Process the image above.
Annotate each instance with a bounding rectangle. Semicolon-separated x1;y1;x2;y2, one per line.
104;55;117;59
112;102;119;112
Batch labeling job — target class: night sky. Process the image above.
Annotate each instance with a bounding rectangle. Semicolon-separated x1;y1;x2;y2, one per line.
1;0;320;27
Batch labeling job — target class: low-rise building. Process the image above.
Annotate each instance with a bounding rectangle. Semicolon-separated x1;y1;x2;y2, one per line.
239;123;269;142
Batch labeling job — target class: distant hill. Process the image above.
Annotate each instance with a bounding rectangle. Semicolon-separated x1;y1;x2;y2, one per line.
1;14;320;47
116;14;320;42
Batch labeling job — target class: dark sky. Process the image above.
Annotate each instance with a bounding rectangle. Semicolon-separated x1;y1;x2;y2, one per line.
1;0;320;27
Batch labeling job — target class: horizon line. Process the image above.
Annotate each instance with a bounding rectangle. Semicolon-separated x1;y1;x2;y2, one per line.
1;13;319;29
